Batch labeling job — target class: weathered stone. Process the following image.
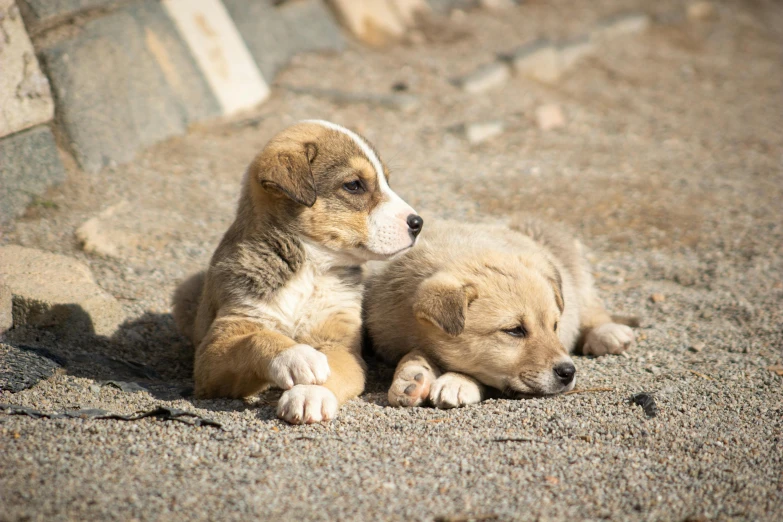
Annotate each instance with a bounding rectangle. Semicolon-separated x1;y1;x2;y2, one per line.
687;1;716;20
329;0;406;46
16;0;122;33
39;0;220;172
0;126;66;225
465;120;505;144
0;283;12;336
162;0;268;116
535;104;565;130
0;245;126;336
0;343;64;393
0;2;55;138
593;13;651;40
224;0;345;80
558;35;595;69
510;39;562;84
459;62;510;93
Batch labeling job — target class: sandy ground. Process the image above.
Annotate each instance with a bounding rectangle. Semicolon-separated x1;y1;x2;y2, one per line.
1;0;782;520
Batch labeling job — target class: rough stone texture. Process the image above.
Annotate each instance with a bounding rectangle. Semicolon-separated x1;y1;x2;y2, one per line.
0;2;55;138
329;0;406;46
16;0;124;33
510;39;562;83
39;0;220;172
0;125;66;225
0;245;126;336
536;103;566;130
0;343;64;393
224;0;345;80
593;12;651;39
465;120;504;144
0;283;12;335
459;61;510;93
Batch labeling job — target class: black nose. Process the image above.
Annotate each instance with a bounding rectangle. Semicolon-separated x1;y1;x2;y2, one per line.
553;362;576;385
407;214;423;238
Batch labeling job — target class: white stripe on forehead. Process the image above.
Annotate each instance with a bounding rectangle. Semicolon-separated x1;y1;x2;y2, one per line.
302;119;389;190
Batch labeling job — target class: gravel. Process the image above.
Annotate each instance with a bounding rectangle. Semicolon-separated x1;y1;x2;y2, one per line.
1;0;782;520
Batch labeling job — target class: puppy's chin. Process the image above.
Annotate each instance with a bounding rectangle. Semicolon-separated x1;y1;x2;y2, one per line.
356;242;416;262
504;376;576;398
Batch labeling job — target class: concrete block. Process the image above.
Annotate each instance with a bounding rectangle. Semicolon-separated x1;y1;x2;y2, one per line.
223;0;345;80
0;2;55;139
16;0;122;32
510;39;562;84
39;0;220;172
0;126;66;225
329;0;406;46
162;0;268;116
0;245;127;337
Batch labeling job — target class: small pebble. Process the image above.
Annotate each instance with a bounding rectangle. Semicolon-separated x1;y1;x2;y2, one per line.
650;293;666;303
459;62;510;94
688;1;716;20
535;104;566;130
465;121;505;144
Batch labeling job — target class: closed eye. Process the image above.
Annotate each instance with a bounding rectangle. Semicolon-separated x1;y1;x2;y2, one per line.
343;180;365;194
503;325;528;338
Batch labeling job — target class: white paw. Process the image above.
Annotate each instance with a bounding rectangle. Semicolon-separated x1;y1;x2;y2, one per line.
268;344;330;390
583;323;636;356
429;373;483;409
388;363;437;407
276;385;338;425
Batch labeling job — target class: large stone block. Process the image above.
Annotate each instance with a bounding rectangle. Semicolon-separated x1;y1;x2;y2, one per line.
0;245;126;337
0;1;55;139
223;0;345;80
16;0;124;33
0;126;66;225
39;0;219;172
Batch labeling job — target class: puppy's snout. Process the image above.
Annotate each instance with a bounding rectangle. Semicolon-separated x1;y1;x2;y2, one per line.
553;362;576;386
407;214;424;238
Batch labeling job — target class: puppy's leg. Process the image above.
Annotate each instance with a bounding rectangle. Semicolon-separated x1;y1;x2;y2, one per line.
278;314;365;424
580;298;635;356
429;372;484;409
388;350;441;407
194;315;329;399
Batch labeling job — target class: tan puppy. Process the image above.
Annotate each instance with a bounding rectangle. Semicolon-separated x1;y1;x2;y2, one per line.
173;120;422;424
364;217;635;409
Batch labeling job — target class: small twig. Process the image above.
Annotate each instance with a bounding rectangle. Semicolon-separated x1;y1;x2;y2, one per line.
687;369;715;381
426;417;451;423
435;514;499;522
564;387;615;395
492;437;547;444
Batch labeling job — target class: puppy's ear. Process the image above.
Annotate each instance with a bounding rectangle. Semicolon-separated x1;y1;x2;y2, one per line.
545;260;565;313
413;272;477;337
254;142;318;207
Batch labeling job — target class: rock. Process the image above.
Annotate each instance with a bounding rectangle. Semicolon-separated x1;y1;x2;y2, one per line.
687;2;716;20
459;62;510;94
0;245;126;336
286;87;420;113
558;35;595;69
223;0;345;81
0;2;55;139
16;0;122;33
593;13;651;40
329;0;408;46
464;121;505;144
650;293;666;303
0;283;12;336
689;343;705;353
535;104;566;130
509;39;562;84
162;0;269;116
0;343;64;393
39;1;220;172
89;384;102;394
0;125;67;225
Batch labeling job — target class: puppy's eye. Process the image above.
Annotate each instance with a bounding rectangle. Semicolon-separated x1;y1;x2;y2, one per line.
503;325;528;338
343;180;364;194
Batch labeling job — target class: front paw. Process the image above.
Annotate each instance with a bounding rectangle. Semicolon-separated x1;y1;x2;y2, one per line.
388;363;437;407
429;373;483;409
277;385;338;425
268;344;330;389
583;322;636;356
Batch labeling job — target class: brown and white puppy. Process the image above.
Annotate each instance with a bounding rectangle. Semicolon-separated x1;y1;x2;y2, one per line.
364;217;635;409
173;120;422;424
